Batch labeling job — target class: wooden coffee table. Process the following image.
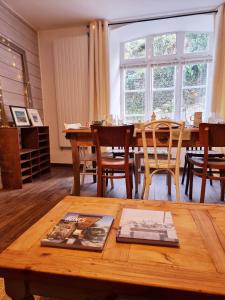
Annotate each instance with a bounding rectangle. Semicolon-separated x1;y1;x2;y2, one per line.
0;196;225;300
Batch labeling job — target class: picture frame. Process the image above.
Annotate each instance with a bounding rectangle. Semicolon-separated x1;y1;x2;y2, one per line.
26;108;43;126
9;106;30;127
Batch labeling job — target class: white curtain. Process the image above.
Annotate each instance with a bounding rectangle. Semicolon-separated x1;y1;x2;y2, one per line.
89;20;110;122
211;4;225;120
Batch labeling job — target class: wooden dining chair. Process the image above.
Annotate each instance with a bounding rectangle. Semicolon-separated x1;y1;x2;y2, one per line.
140;120;184;201
79;146;114;188
134;148;171;194
188;123;225;203
181;146;224;195
91;125;134;198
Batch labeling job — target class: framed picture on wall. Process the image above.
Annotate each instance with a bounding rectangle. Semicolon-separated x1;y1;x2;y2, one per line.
9;106;30;127
27;108;43;126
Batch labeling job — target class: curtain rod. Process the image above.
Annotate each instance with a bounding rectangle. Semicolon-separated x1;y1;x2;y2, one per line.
108;9;218;26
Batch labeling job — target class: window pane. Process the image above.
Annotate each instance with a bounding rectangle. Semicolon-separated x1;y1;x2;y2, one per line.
153;65;175;88
182;88;206;122
153;90;174;119
183;63;207;86
125;68;145;90
184;32;209;53
125;92;145;115
125;115;145;123
153;33;176;56
124;39;146;59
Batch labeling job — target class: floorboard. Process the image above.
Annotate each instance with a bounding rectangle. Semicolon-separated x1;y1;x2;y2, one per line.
0;165;224;253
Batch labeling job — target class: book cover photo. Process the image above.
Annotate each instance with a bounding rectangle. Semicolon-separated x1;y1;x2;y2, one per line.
117;208;179;247
41;212;114;251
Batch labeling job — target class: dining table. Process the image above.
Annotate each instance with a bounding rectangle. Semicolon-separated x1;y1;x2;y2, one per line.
64;127;200;196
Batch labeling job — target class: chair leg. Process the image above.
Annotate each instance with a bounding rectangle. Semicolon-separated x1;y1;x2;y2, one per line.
185;161;190;195
143;177;151;200
200;176;207;203
125;169;132;199
81;161;86;185
141;175;146;199
167;172;171;195
209;168;213;186
174;172;180;202
110;174;114;189
181;156;188;185
189;165;193;200
97;169;103;197
220;170;225;201
134;154;141;193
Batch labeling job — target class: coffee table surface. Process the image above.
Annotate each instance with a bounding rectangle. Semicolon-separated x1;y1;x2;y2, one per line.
0;196;225;298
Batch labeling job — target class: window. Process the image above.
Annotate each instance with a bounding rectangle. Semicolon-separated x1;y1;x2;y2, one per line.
124;68;146;122
121;32;212;123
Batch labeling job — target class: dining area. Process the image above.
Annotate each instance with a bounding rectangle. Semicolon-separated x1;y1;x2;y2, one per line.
1;1;225;299
65;119;225;203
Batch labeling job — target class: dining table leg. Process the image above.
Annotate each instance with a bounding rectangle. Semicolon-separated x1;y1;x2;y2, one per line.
70;138;80;196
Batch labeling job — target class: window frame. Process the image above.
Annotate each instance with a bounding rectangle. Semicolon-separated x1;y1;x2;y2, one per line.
120;31;213;122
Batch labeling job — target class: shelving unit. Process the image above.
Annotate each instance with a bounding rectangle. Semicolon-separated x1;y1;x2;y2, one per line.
0;126;50;189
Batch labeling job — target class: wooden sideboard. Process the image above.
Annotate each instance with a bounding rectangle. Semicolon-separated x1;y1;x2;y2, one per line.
0;126;50;189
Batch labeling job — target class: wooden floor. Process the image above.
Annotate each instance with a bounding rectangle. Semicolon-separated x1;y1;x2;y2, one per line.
0;165;224;253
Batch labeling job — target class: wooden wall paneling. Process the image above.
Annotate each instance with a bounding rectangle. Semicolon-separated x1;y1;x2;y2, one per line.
0;1;43;123
0;61;23;81
3;92;26;107
26;50;40;67
0;2;37;42
1;77;25;95
0;19;38;56
27;62;41;78
29;74;42;89
32;98;43;110
31;86;42;100
0;44;23;67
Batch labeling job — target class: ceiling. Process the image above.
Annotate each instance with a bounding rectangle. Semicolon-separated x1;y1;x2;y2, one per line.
2;0;225;30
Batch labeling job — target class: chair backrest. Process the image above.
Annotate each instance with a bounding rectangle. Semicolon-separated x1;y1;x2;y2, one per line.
199;123;225;168
140;120;184;175
91;125;134;164
199;123;225;147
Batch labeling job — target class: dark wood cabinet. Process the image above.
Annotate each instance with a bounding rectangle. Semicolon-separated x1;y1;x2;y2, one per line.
0;126;50;189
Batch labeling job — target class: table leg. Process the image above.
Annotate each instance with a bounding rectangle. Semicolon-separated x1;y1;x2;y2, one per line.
70;139;80;196
4;279;34;300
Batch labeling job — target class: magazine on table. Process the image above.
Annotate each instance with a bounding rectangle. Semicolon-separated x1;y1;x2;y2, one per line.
41;212;114;251
117;208;179;247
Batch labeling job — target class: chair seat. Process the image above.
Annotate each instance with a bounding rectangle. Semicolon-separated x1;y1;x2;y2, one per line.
190;157;225;168
148;159;176;169
186;150;224;157
102;157;133;168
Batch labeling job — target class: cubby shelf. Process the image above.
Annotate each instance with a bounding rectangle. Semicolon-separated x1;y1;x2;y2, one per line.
0;126;50;189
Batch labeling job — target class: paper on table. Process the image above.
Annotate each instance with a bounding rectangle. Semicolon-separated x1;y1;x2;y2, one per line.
172;129;191;140
64;123;81;130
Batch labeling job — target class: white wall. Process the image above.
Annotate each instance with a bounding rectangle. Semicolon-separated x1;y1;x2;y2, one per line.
38;26;88;164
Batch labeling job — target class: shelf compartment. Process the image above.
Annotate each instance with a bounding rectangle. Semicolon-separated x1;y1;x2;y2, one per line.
40;165;51;172
20;158;31;164
22;174;32;181
39;139;49;143
40;159;50;165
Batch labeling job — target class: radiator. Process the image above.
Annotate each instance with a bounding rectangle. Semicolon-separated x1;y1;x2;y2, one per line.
53;35;89;147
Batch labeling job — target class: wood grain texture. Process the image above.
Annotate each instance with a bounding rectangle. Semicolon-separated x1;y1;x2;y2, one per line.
0;195;225;299
0;1;43;121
